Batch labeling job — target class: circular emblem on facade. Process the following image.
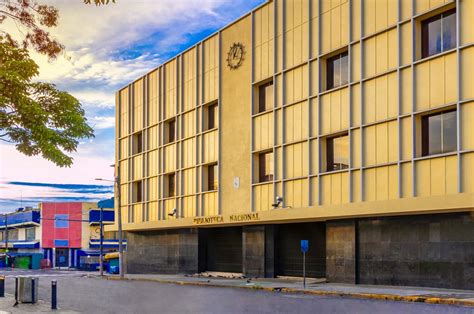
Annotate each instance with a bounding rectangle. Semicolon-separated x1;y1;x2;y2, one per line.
226;42;245;69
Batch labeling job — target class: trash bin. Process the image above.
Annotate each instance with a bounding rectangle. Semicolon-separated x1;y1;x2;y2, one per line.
16;276;39;303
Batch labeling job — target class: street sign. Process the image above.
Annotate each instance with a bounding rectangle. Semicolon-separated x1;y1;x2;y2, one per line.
300;240;309;253
300;240;309;289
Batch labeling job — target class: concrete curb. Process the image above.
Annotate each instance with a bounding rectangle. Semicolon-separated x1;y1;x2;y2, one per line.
102;276;474;307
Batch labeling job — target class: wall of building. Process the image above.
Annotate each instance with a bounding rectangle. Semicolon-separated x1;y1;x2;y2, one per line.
326;220;356;284
326;212;474;290
41;202;94;249
220;14;253;216
358;212;474;290
125;229;199;274
114;0;474;233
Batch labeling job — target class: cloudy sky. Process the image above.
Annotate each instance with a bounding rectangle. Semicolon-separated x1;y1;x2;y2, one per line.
0;0;265;211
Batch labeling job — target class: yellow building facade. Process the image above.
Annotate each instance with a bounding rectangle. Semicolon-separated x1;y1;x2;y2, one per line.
114;0;474;289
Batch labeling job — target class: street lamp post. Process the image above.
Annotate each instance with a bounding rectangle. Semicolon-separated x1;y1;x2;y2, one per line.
95;164;124;278
2;214;8;266
115;173;124;279
99;207;104;276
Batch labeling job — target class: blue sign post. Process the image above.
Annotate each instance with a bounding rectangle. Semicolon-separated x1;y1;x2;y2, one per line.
300;240;309;289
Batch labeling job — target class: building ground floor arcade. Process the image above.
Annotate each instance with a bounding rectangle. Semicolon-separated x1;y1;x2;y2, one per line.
124;211;474;290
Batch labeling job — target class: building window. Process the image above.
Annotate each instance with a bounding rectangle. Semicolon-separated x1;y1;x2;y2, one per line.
421;109;457;156
54;214;69;228
132;180;143;203
54;239;69;247
257;81;273;113
326;51;348;90
0;231;3;241
327;134;349;172
204;103;218;131
7;229;18;241
25;227;36;241
258;151;273;183
132;131;143;155
165;118;176;144
421;9;456;59
205;163;218;191
165;173;175;197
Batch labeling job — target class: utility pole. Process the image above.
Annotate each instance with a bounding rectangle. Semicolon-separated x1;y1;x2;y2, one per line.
4;214;8;267
99;207;104;276
115;166;124;279
95;163;124;278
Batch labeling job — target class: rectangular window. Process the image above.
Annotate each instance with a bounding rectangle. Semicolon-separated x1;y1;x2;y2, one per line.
205;163;218;191
133;131;143;154
327;134;349;172
258;81;273;113
165;119;176;144
7;229;18;241
166;173;176;197
326;51;348;90
54;214;69;228
205;103;218;131
54;239;69;247
25;227;35;241
422;9;456;58
258;152;274;183
132;181;143;203
421;109;457;156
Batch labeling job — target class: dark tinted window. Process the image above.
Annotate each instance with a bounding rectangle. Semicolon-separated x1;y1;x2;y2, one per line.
258;82;273;113
327;134;349;172
133;181;143;203
207;164;218;191
258;152;274;182
327;52;348;90
422;110;457;156
166;119;176;143
168;174;175;197
133;132;143;154
206;104;218;130
422;9;456;58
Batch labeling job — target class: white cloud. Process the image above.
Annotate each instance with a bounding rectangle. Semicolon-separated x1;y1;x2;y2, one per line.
0;0;264;205
0;144;114;185
89;116;116;129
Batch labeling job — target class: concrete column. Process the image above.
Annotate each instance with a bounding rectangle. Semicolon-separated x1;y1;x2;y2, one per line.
326;220;357;284
52;248;56;268
243;225;274;278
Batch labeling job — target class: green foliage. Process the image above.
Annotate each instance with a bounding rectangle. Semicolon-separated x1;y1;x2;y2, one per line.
0;40;94;167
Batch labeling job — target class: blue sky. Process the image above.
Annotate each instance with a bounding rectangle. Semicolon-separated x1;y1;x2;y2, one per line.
0;0;266;212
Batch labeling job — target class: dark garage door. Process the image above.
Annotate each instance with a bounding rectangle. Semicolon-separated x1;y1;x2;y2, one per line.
200;227;243;273
275;223;326;278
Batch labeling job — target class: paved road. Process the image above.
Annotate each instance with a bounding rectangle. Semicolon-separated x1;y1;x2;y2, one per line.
1;270;472;313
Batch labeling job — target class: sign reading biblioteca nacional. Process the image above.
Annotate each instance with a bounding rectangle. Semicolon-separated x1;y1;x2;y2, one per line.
193;213;259;225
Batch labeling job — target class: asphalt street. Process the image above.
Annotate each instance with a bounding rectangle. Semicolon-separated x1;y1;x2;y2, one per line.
1;270;472;314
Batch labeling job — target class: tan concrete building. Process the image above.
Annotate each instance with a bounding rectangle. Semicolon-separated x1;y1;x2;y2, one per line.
113;0;474;289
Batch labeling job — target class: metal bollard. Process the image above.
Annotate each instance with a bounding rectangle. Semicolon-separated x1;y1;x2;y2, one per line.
0;275;4;297
51;280;57;310
14;277;18;306
31;278;36;304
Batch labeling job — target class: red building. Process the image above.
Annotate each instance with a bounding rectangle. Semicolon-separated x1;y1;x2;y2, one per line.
41;202;92;268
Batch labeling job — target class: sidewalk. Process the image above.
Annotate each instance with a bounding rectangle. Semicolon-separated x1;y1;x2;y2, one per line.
0;293;76;313
103;273;474;307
